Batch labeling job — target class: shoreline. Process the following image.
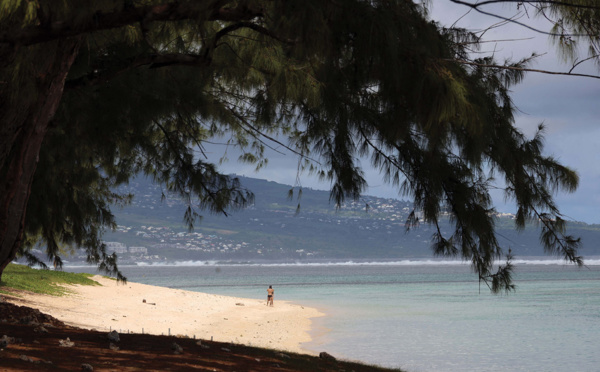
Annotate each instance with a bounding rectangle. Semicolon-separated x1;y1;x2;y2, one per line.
4;275;325;355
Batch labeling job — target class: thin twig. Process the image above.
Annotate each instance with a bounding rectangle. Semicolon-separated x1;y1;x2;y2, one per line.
453;58;600;79
450;0;596;37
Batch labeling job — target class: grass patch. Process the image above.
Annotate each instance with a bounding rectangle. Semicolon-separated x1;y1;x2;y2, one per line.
0;263;100;296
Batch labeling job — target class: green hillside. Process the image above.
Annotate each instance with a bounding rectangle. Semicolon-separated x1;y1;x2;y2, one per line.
40;176;600;264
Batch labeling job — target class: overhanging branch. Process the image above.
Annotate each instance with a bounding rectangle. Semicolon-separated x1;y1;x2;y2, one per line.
0;1;264;47
453;58;600;79
452;0;600;10
65;52;212;90
450;0;598;37
215;21;298;46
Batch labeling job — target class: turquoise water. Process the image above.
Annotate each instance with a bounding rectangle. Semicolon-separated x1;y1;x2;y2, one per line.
66;260;600;371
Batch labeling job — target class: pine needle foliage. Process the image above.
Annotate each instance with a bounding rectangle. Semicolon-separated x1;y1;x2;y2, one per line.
0;0;583;291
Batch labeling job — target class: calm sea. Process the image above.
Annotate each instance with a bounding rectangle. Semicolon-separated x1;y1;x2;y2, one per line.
66;258;600;372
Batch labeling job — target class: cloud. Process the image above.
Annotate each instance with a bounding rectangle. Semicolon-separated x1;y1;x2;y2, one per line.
203;2;600;224
430;0;600;224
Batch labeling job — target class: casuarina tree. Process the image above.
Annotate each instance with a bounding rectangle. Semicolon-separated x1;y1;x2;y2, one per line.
0;0;584;292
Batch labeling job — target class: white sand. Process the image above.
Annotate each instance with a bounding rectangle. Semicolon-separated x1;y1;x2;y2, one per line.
6;276;324;354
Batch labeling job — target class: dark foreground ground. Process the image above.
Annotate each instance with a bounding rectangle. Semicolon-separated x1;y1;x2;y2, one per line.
0;293;398;372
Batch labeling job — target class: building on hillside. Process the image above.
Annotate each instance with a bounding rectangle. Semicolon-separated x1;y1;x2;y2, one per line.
129;246;148;254
104;242;127;254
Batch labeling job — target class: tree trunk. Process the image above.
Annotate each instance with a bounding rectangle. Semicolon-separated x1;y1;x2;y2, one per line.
0;38;81;281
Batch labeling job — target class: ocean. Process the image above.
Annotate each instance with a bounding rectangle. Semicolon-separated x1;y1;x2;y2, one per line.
66;259;600;372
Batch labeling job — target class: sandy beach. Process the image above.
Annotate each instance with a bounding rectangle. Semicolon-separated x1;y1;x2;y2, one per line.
6;275;324;354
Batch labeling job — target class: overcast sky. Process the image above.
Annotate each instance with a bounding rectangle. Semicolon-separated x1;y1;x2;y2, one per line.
206;1;600;225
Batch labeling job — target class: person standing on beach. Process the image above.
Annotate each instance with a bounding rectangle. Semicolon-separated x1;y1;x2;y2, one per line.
267;285;274;307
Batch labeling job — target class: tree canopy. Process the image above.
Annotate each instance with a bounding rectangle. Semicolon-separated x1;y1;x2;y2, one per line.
0;0;590;292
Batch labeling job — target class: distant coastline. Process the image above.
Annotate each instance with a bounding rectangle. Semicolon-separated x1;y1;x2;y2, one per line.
60;256;600;269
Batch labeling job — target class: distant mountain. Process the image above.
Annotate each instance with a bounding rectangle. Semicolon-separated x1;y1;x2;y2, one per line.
84;176;600;264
